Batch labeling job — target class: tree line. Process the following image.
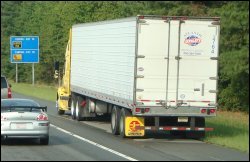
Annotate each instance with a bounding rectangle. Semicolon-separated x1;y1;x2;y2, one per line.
1;1;249;112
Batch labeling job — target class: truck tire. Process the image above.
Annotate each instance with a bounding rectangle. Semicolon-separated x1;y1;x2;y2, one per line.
71;94;76;120
119;108;131;138
75;97;81;121
76;96;85;121
111;105;121;135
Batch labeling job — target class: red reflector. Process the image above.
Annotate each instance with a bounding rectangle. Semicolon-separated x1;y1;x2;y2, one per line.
135;108;141;113
145;108;150;112
210;109;216;113
138;15;144;19
8;88;12;98
81;101;86;107
201;109;206;113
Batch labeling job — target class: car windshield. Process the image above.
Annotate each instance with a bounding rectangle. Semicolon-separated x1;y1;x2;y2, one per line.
1;99;41;112
1;77;7;88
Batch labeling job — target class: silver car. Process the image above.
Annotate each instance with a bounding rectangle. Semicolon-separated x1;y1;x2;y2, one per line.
1;98;50;145
1;75;12;99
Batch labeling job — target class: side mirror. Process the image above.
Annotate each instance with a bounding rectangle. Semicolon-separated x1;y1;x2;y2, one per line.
54;61;60;79
54;61;59;71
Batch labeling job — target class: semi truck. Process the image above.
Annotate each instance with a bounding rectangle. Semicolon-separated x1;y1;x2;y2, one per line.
55;15;220;139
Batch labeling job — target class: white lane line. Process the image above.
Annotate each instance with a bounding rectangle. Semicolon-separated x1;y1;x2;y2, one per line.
209;156;224;161
50;124;138;161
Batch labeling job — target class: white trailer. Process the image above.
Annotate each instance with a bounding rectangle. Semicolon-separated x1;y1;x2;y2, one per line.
56;15;220;138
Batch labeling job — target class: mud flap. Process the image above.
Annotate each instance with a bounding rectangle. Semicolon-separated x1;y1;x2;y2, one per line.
125;117;145;137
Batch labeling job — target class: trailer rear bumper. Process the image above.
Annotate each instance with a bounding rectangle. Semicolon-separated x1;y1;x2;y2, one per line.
138;126;213;131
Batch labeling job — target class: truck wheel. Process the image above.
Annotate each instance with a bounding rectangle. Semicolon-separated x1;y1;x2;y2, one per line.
76;96;84;121
71;94;76;120
111;106;121;135
119;108;131;138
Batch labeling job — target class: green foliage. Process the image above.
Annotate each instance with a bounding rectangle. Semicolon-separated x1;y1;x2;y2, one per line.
219;48;249;112
1;1;249;112
210;2;249;112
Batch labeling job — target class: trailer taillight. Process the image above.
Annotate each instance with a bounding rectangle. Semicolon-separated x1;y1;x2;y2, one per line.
135;108;150;114
145;108;150;113
201;109;206;113
135;108;141;113
210;109;216;113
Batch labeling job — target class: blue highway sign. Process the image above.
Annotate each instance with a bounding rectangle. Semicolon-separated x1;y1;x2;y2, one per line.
10;36;39;63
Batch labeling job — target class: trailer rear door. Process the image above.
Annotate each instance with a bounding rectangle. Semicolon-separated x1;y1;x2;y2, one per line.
136;18;169;106
176;20;219;107
136;17;219;108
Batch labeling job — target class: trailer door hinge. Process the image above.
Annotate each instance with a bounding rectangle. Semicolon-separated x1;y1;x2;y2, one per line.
210;57;218;60
209;77;219;80
175;56;181;60
209;90;218;93
137;55;145;58
136;75;144;78
136;89;144;92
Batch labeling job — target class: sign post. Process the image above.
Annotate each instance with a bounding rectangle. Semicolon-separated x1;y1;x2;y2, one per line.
10;36;39;85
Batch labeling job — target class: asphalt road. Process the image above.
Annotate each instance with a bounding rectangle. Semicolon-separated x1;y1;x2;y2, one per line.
1;93;249;161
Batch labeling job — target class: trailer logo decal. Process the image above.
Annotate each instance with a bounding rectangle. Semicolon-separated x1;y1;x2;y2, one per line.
184;33;202;46
129;121;140;132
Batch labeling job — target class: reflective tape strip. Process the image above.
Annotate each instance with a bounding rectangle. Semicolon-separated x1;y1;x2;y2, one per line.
141;126;213;131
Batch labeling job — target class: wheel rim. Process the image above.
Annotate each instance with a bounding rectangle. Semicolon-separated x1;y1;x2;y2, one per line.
71;101;74;116
120;113;124;134
111;109;115;130
76;101;79;117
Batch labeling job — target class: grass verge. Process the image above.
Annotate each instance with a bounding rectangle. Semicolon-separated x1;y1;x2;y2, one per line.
9;81;57;102
205;111;249;153
9;81;249;153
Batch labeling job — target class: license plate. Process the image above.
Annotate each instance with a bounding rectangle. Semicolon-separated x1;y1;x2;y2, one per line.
11;123;33;129
178;117;188;122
